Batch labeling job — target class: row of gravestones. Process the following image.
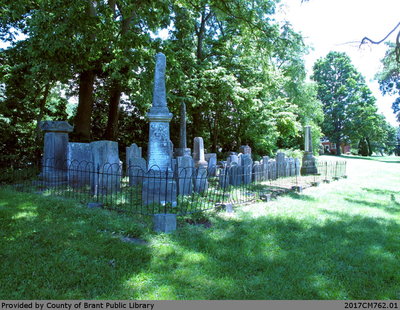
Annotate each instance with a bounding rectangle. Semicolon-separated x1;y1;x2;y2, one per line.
47;141;301;195
39;121;300;206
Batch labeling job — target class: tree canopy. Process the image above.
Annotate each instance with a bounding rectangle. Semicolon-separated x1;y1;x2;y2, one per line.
312;51;396;156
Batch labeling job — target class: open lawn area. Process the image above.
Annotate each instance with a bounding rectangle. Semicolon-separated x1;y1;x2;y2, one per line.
0;155;399;299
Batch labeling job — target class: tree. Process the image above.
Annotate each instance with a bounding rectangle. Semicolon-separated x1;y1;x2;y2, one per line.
376;43;400;123
312;51;381;155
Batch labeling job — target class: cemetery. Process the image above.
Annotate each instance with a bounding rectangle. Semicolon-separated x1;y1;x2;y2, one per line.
3;53;347;233
1;1;399;301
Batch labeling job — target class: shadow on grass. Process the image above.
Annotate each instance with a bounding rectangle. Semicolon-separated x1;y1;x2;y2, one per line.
344;197;400;214
1;189;400;300
286;192;317;201
154;211;400;299
0;190;152;299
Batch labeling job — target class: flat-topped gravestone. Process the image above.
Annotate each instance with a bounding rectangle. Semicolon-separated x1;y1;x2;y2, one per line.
67;142;92;187
40;120;73;183
90;140;121;195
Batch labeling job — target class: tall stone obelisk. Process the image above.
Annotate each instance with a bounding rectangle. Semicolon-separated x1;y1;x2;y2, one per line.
301;125;318;175
143;53;177;208
147;53;173;171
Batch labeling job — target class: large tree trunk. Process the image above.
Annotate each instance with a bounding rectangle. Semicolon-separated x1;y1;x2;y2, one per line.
336;139;341;155
74;70;95;142
366;137;372;156
104;82;121;140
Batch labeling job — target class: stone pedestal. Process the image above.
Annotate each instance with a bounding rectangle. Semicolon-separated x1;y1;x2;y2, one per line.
40;121;73;184
300;152;318;175
142;170;177;206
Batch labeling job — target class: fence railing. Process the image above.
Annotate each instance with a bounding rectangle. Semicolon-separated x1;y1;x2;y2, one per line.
0;158;347;216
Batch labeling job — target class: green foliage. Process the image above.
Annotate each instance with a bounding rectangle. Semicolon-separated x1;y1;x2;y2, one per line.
1;0;324;164
376;43;400;123
312;51;392;155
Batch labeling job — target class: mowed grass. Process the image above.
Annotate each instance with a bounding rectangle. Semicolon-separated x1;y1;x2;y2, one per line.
0;155;399;299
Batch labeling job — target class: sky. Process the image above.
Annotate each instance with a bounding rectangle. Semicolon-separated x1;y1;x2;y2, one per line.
276;0;400;126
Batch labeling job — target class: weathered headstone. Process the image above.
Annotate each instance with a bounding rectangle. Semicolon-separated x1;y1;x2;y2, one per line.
40;121;74;184
239;145;252;155
301;125;318;175
177;155;194;195
193;137;208;168
276;152;286;178
174;102;191;157
128;157;147;186
193;165;208;193
143;53;177;206
90;140;121;195
126;143;142;173
262;156;270;181
294;158;301;176
67;142;92;187
252;161;263;183
241;153;253;184
268;159;277;180
205;153;217;176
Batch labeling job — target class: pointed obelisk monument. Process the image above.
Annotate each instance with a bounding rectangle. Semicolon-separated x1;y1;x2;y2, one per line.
174;102;191;157
143;53;177;211
300;125;318;175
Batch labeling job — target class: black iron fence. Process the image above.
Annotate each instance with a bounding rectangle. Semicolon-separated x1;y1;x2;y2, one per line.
0;158;347;216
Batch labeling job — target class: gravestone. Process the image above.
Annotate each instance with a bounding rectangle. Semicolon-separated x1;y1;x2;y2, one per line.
239;145;251;155
174;102;191;157
268;159;277;180
142;52;177;207
193;137;208;168
67;142;92;187
128;157;147;186
276;152;286;178
193;165;208;193
192;137;208;192
90;140;121;195
126;143;142;173
40;121;74;184
301;125;318;175
228;163;241;186
294;158;301;176
252;161;263;183
262;156;270;181
205;153;217;176
177;155;194;195
241;154;253;184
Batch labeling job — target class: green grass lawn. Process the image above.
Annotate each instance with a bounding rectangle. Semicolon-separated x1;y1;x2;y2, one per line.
0;155;399;299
